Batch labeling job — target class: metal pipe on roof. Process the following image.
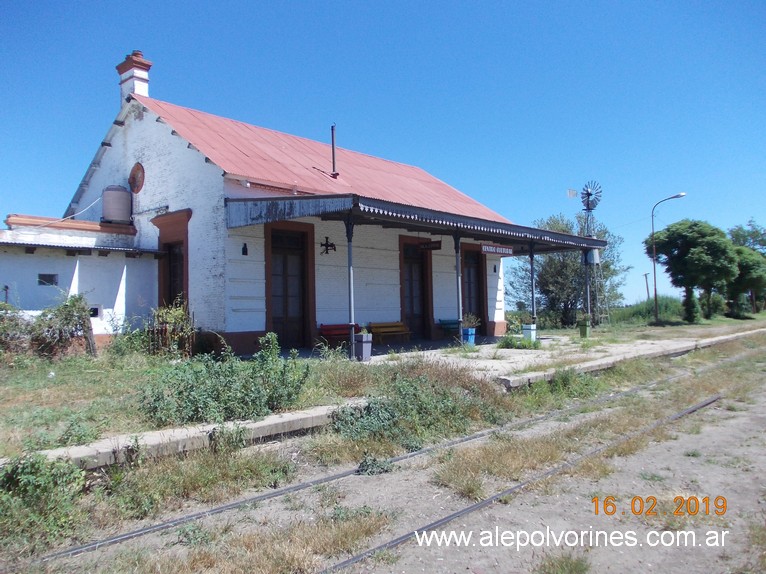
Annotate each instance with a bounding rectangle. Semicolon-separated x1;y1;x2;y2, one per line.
331;124;339;178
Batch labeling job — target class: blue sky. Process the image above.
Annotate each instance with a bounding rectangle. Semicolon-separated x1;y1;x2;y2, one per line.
1;1;764;304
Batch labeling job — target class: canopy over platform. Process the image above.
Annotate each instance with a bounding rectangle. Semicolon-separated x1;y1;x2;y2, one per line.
226;194;606;255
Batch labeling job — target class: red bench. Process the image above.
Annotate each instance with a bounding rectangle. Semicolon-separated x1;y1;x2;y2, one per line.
317;323;360;347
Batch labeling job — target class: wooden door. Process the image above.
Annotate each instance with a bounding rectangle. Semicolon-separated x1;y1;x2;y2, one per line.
270;231;306;348
402;243;426;337
462;249;484;332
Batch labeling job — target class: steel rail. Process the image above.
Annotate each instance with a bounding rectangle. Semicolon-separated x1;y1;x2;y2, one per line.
35;347;750;565
321;393;722;573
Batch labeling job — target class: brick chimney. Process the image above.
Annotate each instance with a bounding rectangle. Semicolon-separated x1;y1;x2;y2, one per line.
116;50;152;101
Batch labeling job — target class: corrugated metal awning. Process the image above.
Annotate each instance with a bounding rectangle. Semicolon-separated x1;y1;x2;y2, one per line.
0;241;162;256
225;195;606;253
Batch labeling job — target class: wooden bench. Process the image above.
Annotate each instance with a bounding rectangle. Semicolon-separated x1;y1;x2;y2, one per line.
369;321;411;345
438;319;461;337
317;323;360;347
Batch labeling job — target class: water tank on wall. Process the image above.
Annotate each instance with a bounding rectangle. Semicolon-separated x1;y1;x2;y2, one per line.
101;185;132;224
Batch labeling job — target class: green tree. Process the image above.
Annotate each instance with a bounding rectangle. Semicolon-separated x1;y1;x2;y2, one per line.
644;219;738;322
506;213;627;327
729;218;766;255
728;246;766;314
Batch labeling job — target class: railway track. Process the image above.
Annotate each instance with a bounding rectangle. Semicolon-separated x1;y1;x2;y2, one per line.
321;393;722;573
34;346;756;569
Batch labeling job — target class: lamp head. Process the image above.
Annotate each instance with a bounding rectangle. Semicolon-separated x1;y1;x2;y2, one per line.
673;192;687;199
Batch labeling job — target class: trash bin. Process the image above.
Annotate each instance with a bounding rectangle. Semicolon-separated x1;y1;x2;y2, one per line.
521;324;537;342
353;333;372;362
578;320;591;338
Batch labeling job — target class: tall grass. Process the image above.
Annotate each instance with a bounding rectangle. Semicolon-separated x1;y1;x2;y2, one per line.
610;295;683;324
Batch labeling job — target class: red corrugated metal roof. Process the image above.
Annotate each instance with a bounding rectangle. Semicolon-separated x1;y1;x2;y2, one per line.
132;95;511;224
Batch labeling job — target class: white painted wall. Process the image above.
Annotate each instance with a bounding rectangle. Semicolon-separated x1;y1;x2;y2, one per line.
71;100;227;331
222;218;503;334
486;254;506;326
0;246;155;335
313;219;404;325
225;226;266;332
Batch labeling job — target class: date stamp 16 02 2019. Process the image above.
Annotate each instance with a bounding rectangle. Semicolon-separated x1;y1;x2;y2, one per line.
592;496;727;517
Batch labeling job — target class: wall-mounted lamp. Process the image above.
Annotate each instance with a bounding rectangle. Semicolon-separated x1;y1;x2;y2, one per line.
242;243;248;256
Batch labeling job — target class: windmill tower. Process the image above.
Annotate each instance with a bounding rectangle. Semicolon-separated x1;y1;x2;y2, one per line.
580;181;605;324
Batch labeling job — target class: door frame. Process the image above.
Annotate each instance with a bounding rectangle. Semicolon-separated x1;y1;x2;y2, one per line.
265;221;316;347
461;243;488;336
398;235;435;339
151;208;192;307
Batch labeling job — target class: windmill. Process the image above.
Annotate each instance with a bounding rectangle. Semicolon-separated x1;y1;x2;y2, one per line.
580;180;602;236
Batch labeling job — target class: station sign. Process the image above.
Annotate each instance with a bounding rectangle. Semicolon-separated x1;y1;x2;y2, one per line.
418;240;442;251
481;244;514;256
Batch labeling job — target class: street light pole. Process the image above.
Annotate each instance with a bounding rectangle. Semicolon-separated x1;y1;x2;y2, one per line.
643;273;650;300
651;192;686;323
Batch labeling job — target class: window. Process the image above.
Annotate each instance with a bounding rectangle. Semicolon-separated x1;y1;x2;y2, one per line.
37;274;58;286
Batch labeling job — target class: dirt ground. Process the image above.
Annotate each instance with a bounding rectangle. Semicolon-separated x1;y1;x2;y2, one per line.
47;327;766;574
355;375;766;573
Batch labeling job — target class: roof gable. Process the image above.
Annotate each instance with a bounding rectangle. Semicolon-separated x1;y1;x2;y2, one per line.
131;95;511;224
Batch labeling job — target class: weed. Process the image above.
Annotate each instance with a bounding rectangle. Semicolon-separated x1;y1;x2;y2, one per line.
0;303;32;354
0;454;86;555
433;456;485;500
745;515;766;572
176;522;212;546
497;333;542;350
105;445;294;519
147;296;195;356
139;333;309;426
30;294;97;358
684;450;702;458
566;457;614;480
356;452;394;475
435;433;564;498
331;373;471;452
639;471;665;482
129;505;389;572
371;549;400;565
315;484;345;508
532;552;590;574
443;341;480;358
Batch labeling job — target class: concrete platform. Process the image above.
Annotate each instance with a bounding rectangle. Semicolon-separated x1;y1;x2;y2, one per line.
1;400;364;471
495;328;766;390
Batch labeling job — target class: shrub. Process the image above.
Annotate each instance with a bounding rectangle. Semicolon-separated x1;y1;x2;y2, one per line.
682;290;702;324
356;452;394;475
497;333;541;349
139;333;309;426
255;332;310;411
504;310;534;334
28;295;96;357
701;292;726;319
0;303;32;354
332;374;470;451
147;297;195;356
140;353;269;425
0;454;86;552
